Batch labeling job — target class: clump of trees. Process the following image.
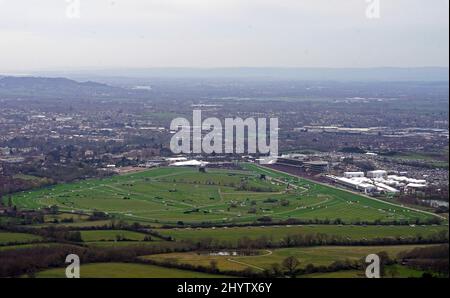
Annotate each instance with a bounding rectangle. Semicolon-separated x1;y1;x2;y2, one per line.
398;244;449;277
179;231;449;251
235;183;276;193
0;175;54;196
282;256;301;278
159;216;444;229
0;241;193;278
88;211;110;221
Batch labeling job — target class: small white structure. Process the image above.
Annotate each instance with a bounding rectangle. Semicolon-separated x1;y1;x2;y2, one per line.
367;170;388;179
388;175;427;185
171;160;209;167
365;152;378;156
166;157;188;163
406;183;427;189
344;172;365;178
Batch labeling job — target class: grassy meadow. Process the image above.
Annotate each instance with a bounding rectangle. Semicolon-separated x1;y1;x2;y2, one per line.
154;225;448;243
34;263;231;278
143;244;440;272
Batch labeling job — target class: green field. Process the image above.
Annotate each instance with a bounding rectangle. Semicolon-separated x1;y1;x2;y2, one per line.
11;166;442;225
0;243;61;251
143;245;439;272
84;241;166;248
44;212;90;223
155;225;448;244
35;262;231;278
301;265;427;278
80;230;149;242
301;270;364;278
0;232;42;245
31;220;114;228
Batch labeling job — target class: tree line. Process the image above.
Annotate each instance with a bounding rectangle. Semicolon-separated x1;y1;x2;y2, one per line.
158;216;444;228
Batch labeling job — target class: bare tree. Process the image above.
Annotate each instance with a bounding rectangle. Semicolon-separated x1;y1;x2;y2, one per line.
210;260;218;272
282;256;300;278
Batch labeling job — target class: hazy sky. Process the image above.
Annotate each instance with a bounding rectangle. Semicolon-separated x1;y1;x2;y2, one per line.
0;0;448;71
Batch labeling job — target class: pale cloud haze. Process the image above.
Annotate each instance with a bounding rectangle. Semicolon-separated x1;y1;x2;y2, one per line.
0;0;448;72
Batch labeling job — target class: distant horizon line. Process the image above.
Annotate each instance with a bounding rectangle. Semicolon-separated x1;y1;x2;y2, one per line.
1;66;449;72
1;66;448;82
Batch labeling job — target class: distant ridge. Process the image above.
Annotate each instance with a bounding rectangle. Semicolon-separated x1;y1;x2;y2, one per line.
33;67;449;82
0;76;110;89
0;76;149;99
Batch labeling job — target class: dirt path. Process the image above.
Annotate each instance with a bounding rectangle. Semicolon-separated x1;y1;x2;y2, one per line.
227;250;273;271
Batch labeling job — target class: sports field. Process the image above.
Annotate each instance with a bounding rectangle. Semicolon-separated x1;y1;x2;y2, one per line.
11;165;442;224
